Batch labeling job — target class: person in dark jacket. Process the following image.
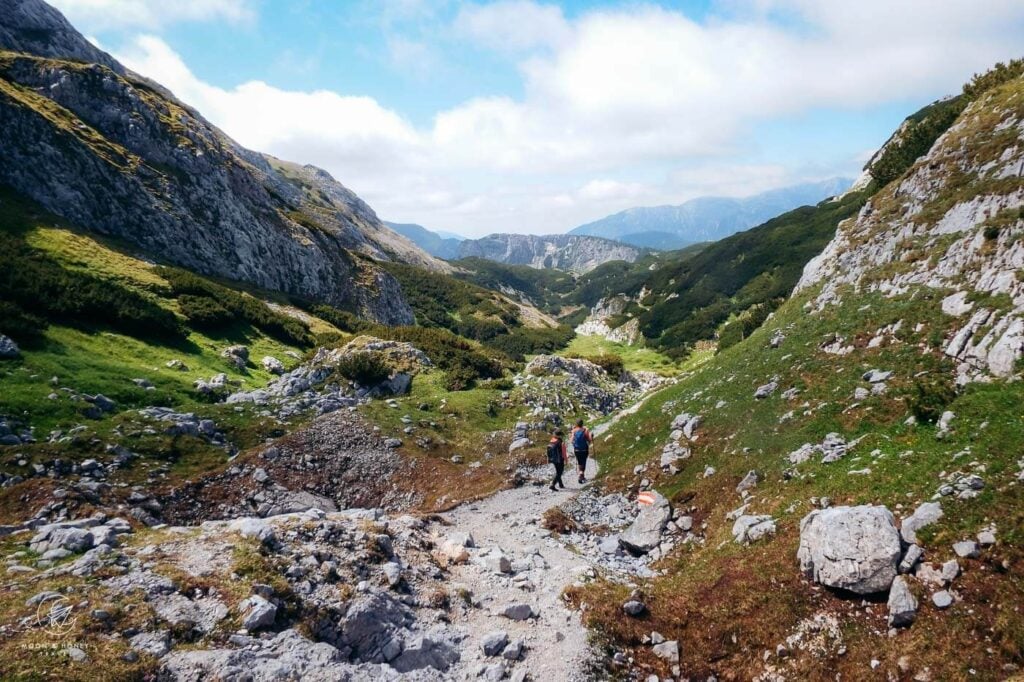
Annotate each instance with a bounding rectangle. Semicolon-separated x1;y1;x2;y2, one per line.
547;429;567;491
570;419;594;484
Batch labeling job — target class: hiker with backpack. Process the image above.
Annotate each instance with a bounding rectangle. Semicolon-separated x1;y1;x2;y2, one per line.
547;429;568;491
571;419;594;484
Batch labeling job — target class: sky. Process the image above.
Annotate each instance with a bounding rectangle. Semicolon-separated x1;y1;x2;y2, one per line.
49;0;1024;237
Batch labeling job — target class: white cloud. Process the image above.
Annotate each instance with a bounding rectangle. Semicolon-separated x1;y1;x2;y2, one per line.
49;0;254;30
110;1;1024;236
385;36;441;77
454;1;570;52
116;35;423;199
577;179;648;202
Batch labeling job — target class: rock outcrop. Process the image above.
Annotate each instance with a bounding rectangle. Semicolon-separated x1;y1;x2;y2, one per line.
796;75;1024;382
458;233;641;273
574;295;644;345
618;490;671;555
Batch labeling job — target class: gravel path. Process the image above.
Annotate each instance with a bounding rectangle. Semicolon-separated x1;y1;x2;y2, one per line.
440;457;601;680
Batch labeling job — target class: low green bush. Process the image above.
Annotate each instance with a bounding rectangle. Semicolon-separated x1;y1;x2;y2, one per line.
909;375;957;424
717;319;744;352
158;267;312;347
0;300;47;341
178;294;234;329
0;232;183;340
585;353;624;376
336;352;391;386
485;325;575;360
457;316;506;342
310;304;364;333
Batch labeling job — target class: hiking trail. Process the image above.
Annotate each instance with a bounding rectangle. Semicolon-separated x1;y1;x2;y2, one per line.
439;457;601;680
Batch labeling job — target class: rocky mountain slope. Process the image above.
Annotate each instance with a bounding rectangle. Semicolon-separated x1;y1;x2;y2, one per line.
570;178;852;249
796;83;1024;381
458;233;642;273
0;0;449;324
385;221;464;260
552;62;1024;680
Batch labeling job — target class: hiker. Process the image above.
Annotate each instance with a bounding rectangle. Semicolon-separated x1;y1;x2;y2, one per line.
570;419;593;484
547;429;567;491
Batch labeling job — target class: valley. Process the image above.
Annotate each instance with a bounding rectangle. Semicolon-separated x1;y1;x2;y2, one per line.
1;1;1024;681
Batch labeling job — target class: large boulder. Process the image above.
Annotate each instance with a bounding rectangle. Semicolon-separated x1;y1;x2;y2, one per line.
337;591;413;663
29;526;94;554
390;633;460;673
160;629;344;680
797;505;901;594
619;490;671;555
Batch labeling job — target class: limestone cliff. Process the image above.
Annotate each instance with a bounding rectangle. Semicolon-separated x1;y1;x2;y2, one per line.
0;0;449;324
458;233;641;273
797;74;1024;382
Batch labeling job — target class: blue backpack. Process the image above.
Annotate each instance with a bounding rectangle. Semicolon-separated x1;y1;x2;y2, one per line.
572;428;589;450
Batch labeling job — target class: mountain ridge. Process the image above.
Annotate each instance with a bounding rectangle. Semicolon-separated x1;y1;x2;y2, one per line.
457;232;643;273
384;220;464;260
0;0;448;324
571;177;852;248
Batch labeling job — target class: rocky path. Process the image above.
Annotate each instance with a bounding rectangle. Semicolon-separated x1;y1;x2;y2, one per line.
439;457;600;681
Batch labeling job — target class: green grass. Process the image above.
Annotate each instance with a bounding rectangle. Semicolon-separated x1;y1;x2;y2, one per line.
361;370;517;450
577;282;1024;679
559;335;685;375
0;325;301;434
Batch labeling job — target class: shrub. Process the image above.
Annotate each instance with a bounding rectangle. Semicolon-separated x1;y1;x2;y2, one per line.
541;508;578;535
717;320;744;352
0;233;183;340
486;325;575;360
0;300;47;341
301;304;506;390
158;267;312;347
456;316;507;342
909;375;957;424
336;352;391;386
869;99;964;188
178;294;234;329
962;58;1024;99
310;304;364;334
444;364;480;391
569;352;624;377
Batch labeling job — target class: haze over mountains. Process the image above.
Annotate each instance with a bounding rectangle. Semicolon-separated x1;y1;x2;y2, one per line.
570;177;853;249
388;178;852;267
384;221;463;260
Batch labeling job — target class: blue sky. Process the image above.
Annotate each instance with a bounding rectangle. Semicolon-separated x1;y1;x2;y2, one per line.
50;0;1024;236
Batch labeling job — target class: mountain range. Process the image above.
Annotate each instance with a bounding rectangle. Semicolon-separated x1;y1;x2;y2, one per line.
570;177;852;249
384;221;464;260
456;233;643;273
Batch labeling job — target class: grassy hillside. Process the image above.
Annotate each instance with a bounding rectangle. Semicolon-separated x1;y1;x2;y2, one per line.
574;284;1024;680
380;261;574;360
451;257;578;313
570;64;1024;680
0;188;540;504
